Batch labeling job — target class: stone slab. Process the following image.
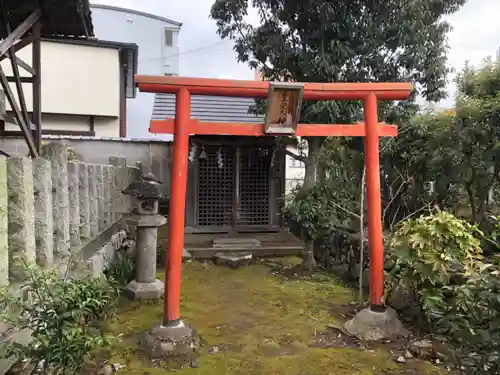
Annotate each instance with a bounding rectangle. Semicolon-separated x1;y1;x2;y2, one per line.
32;158;54;268
102;165;112;228
68;161;81;247
87;164;99;237
41;143;70;260
83;229;127;278
124;279;164;300
213;237;262;248
78;162;91;240
7;157;36;281
182;248;192;260
214;251;253;268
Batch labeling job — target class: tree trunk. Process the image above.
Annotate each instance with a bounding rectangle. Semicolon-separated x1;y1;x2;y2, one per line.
465;182;477;223
300;137;321;272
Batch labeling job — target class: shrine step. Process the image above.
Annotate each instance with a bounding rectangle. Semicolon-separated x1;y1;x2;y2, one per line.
214;252;253;268
212;237;262;249
186;245;303;260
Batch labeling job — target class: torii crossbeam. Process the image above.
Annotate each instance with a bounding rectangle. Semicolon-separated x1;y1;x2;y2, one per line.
136;75;413;328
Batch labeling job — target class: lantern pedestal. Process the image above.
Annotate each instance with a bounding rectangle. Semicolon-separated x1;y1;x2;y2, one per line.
122;172;166;300
124;279;164;300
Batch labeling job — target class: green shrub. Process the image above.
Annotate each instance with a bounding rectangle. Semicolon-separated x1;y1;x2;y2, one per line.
440;264;500;373
0;264;119;375
387;210;483;313
387;210;500;373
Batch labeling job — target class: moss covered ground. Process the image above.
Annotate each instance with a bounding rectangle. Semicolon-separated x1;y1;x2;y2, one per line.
93;258;447;375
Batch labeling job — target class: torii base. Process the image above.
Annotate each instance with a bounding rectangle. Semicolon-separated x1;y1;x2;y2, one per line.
344;307;409;341
142;321;200;367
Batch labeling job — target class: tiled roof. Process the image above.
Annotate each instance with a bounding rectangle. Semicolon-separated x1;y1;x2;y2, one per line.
152;94;264;123
0;0;93;38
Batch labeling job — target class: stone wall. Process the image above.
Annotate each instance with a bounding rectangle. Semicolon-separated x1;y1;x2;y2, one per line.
0;136;172;198
0;143;140;287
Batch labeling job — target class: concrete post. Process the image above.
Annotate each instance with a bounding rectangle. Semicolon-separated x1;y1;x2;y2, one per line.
78;162;91;240
87;164;99;238
95;165;105;231
32;158;54;267
7;157;36;281
41;143;70;260
68;161;81;248
0;156;8;286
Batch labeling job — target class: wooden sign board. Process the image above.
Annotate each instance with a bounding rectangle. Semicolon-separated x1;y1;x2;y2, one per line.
264;82;304;135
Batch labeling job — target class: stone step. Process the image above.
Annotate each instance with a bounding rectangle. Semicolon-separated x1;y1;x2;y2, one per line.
212;237;262;248
186;245;303;260
214;252;253;268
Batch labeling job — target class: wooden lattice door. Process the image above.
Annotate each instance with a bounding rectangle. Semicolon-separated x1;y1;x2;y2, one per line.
196;143;273;230
235;145;272;228
196;145;235;228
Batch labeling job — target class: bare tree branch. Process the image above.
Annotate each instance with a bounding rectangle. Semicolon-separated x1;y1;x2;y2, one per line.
331;200;360;219
285;149;307;163
383;173;413;226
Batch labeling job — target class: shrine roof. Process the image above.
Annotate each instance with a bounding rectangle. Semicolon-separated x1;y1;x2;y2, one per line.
0;0;93;39
152;94;264;123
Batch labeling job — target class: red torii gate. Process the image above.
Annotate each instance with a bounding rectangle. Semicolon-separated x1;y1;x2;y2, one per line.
136;75;413;327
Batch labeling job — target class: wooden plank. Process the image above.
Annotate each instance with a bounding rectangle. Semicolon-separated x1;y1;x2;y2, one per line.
0;65;37;156
8;41;32;130
265;83;303;134
6;76;33;83
10;56;35;75
150;119;398;137
32;22;41;153
0;34;40;64
136;74;414;101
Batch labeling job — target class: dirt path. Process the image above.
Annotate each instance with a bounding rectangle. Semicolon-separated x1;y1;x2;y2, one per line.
95;258;447;375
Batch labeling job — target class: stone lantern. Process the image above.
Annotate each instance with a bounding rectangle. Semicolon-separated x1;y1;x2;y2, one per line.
122;172;166;300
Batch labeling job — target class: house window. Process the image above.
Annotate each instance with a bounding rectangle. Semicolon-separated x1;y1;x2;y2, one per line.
164;29;174;46
288;158;304;168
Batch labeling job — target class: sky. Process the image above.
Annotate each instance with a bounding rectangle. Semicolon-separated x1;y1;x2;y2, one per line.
94;0;500;109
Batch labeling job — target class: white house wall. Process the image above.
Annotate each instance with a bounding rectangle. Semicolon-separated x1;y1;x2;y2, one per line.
285;147;306;194
90;5;181;139
4;114;120;138
1;40;120;118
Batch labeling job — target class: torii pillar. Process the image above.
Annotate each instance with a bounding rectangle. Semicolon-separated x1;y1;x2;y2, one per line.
136;75;413;352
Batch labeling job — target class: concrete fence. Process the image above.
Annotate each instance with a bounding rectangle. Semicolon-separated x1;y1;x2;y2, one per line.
0;143;140;287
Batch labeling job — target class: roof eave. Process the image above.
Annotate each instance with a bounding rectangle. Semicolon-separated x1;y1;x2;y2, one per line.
90;4;182;27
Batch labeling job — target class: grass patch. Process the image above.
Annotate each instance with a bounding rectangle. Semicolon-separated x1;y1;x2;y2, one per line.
96;258;447;375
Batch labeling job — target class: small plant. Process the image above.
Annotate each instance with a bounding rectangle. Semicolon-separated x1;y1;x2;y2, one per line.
105;255;136;286
0;263;119;375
